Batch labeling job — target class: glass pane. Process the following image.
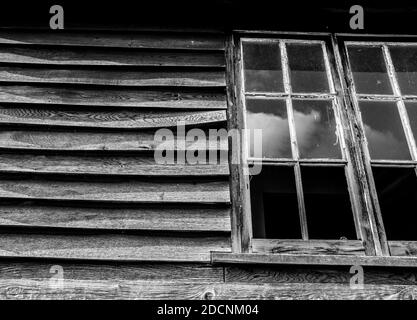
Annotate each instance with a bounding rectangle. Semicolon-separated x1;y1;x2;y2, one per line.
359;101;411;160
242;42;284;92
301;166;357;240
250;166;301;239
286;43;329;93
246;98;292;159
372;167;417;241
405;102;417;141
347;45;393;94
390;46;417;95
293;100;342;159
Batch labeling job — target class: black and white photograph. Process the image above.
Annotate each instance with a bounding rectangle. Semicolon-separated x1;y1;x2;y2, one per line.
0;0;415;309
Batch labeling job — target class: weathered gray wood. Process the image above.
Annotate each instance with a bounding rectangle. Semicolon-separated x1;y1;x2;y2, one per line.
0;261;224;283
0;47;225;67
0;31;225;50
0;234;231;262
252;239;366;256
390;241;417;256
0;154;229;176
212;252;417;267
0;179;230;203
0;67;225;87
225;265;417;285
0;130;228;151
0;205;231;231
0;279;416;300
0;108;226;129
0;86;227;109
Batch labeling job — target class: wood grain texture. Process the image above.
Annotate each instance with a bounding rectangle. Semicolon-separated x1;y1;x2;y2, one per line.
0;179;230;203
212;252;417;268
0;108;226;129
252;239;366;256
390;241;417;256
0;86;227;109
0;154;229;176
0;261;224;283
0;233;231;262
0;279;416;300
0;205;231;231
0;47;225;67
0;130;228;151
225;265;417;285
0;31;225;50
0;67;226;87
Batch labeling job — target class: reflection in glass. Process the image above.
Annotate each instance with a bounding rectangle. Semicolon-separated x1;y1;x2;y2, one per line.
359;101;411;160
301;166;356;240
293;100;342;159
372;167;417;241
347;46;393;94
242;42;284;92
250;166;301;239
390;46;417;95
405;102;417;142
286;43;329;93
246;98;292;159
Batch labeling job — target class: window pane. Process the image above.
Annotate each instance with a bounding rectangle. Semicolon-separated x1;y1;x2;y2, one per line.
242;42;284;92
347;46;393;95
359;101;411;160
372;167;417;241
246;98;292;159
405;102;417;141
293;100;342;159
286;43;329;93
301;166;357;240
250;166;301;239
390;46;417;95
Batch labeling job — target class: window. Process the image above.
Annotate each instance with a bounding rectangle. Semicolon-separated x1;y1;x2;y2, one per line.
226;33;417;263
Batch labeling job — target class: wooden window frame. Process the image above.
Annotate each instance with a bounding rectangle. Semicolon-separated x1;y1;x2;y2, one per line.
218;31;417;267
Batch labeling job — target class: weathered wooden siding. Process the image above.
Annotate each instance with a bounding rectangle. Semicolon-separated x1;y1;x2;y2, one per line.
0;28;231;265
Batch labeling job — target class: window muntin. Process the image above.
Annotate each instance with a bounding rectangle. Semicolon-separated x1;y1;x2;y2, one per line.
241;38;358;243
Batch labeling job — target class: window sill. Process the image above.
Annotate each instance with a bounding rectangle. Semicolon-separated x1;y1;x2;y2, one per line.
211;252;417;268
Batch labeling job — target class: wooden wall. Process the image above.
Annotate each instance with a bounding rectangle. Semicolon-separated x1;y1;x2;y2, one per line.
0;28;415;300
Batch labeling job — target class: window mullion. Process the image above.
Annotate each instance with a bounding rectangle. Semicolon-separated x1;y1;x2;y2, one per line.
280;41;309;240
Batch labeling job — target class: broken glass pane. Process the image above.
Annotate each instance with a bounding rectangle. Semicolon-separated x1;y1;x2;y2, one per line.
347;45;393;94
242;42;284;92
293;99;342;159
405;102;417;142
286;43;330;93
359;101;411;160
246;98;292;159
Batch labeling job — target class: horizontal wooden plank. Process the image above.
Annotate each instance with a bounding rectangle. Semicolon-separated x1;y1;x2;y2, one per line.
0;130;228;151
0;179;230;203
0;261;224;283
0;47;225;67
0;154;229;176
0;31;225;50
0;205;231;231
0;108;226;129
225;265;417;285
0;234;231;262
212;252;417;268
0;67;226;87
252;239;366;256
0;86;227;109
389;241;417;256
0;279;416;299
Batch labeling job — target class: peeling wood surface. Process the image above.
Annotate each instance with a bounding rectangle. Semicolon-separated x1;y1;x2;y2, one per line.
0;234;231;262
0;31;225;50
0;67;226;87
252;239;366;256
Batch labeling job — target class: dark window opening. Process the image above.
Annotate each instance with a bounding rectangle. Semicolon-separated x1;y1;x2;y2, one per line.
372;167;417;241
